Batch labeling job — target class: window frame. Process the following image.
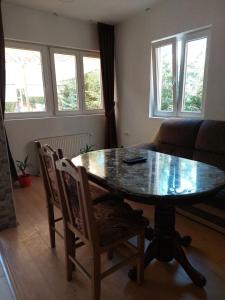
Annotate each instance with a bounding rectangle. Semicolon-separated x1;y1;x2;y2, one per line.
150;28;210;118
177;29;209;118
50;47;82;116
5;41;104;120
81;51;104;114
152;37;177;118
5;41;53;119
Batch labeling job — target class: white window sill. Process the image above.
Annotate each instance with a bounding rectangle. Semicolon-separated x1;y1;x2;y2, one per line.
5;112;105;122
149;114;204;120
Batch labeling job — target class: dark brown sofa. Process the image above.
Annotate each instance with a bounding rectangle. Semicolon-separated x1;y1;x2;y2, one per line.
136;119;225;234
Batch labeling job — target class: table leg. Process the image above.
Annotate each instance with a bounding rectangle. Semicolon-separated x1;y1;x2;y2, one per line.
176;231;192;247
128;205;206;287
145;226;154;241
174;239;206;287
144;225;191;247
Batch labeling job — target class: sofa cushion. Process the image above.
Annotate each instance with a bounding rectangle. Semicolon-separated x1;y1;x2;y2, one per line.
157;144;193;159
155;119;202;148
213;188;225;210
193;150;225;171
195;120;225;154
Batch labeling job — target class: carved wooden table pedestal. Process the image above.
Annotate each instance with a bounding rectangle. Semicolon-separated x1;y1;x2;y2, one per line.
129;205;206;287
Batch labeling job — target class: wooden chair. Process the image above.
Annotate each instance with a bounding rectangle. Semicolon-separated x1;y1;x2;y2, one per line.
56;158;147;300
35;142;63;248
35;142;113;248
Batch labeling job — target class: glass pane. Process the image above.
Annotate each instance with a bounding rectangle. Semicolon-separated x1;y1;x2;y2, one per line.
54;53;78;111
177;40;182;80
5;47;46;113
83;56;102;110
182;38;207;112
156;44;174;112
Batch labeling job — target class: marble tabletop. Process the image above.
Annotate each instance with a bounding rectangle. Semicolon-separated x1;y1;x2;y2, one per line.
72;148;225;205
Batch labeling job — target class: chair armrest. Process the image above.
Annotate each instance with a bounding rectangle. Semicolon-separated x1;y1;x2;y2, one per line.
130;143;156;151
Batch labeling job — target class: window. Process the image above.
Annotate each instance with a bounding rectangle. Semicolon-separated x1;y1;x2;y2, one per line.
5;45;47;115
53;52;79;112
83;55;103;110
5;41;103;118
151;28;210;118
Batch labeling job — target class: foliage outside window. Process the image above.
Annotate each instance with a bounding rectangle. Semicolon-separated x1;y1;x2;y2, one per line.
52;50;103;114
83;56;102;110
5;42;103;118
54;53;79;112
151;28;210;118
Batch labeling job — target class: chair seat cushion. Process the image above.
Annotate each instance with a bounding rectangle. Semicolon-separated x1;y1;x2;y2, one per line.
63;172;148;242
93;200;148;247
89;182;109;202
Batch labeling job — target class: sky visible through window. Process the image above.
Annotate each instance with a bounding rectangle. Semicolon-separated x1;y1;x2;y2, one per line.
5;47;45;113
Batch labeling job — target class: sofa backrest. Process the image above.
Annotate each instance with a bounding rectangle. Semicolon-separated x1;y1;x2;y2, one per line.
195;120;225;154
193;120;225;171
153;119;225;171
154;119;203;159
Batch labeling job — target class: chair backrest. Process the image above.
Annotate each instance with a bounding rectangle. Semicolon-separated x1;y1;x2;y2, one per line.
36;141;61;208
56;158;98;245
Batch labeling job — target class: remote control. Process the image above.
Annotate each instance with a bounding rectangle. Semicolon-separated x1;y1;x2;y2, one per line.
123;157;147;165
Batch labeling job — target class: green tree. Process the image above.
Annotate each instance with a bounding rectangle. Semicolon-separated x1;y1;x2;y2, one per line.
84;70;101;110
58;78;78;111
5;102;17;113
160;46;204;112
161;60;173;111
58;72;101;111
182;61;203;112
29;96;45;109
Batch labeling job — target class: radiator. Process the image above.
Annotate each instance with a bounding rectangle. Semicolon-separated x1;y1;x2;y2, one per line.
37;133;92;159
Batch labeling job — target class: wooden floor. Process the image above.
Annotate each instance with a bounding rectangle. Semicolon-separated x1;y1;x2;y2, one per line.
1;177;225;300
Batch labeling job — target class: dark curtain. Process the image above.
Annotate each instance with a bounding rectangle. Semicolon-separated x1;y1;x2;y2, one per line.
0;1;18;181
98;23;118;148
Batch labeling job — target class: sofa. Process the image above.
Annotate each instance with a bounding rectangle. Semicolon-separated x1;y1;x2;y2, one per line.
136;119;225;234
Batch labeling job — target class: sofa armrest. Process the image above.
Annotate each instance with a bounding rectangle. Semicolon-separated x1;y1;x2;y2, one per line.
131;142;156;151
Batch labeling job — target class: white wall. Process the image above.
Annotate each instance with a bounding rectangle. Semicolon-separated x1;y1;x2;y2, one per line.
6;115;105;174
2;3;105;174
2;2;98;50
116;0;225;146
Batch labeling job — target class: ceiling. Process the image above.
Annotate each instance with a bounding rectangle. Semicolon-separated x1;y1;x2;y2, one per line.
4;0;161;24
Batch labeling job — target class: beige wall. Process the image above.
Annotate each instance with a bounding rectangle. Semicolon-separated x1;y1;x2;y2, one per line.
116;0;225;146
2;2;98;50
2;3;105;174
6;115;105;174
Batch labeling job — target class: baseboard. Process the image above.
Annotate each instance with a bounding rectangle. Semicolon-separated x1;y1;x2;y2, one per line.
177;204;225;235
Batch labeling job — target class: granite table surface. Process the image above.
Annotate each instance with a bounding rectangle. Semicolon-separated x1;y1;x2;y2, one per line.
72;148;225;205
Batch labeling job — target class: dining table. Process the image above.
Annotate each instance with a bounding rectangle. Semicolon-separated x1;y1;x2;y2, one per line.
72;147;225;288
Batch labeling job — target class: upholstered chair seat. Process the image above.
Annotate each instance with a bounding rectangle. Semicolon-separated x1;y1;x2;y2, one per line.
93;199;148;247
